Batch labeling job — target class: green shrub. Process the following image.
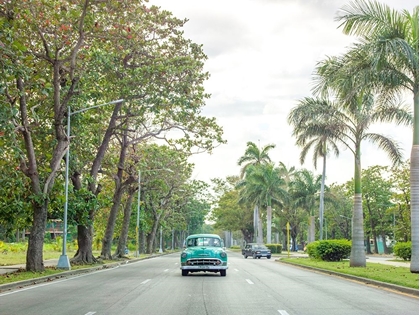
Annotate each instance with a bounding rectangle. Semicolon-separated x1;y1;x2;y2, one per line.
306;241;321;259
307;239;351;262
394;242;411;261
230;245;241;250
266;244;282;254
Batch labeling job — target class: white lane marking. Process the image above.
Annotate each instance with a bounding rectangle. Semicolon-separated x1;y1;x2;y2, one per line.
141;279;151;284
245;279;254;285
164;269;169;272
278;310;290;315
85;312;96;315
234;268;239;271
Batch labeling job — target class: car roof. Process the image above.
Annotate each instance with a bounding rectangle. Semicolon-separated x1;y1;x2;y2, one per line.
186;234;222;239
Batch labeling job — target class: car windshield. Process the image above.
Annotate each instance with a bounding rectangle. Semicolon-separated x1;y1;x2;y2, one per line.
253;245;267;250
187;237;221;247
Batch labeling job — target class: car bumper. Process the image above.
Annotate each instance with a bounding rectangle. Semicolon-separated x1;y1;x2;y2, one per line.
180;265;228;271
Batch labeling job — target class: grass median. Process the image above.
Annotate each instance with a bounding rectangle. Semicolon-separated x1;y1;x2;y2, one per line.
279;257;418;289
0;249;142;286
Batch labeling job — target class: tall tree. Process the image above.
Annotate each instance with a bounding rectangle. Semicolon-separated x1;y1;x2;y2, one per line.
289;169;322;243
242;163;287;244
288;102;341;240
294;92;411;267
335;0;418;273
237;141;275;242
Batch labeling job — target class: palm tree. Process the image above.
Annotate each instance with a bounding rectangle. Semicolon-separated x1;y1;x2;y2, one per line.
238;141;276;242
242;163;287;244
288;104;341;241
294;93;411;267
238;141;276;178
289;169;322;243
334;0;419;273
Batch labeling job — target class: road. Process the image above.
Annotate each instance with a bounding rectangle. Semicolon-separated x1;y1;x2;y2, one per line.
0;251;417;315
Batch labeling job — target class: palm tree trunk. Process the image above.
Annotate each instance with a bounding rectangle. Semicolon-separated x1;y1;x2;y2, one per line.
410;144;419;273
267;205;272;244
350;146;366;267
319;154;326;240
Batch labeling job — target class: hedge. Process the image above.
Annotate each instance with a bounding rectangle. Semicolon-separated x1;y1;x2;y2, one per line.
394;242;411;261
307;239;351;262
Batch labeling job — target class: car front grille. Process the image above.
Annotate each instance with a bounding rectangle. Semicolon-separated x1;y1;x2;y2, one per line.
186;258;222;266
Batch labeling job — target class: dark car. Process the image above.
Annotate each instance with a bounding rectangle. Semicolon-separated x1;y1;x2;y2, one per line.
242;243;271;259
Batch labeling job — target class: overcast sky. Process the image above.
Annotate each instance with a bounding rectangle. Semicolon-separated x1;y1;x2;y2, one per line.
149;0;417;186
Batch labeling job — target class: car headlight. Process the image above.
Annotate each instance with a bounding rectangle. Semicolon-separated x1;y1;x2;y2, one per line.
181;252;187;258
220;252;227;258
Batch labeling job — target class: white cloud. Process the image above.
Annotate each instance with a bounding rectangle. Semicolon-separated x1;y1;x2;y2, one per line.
150;0;417;185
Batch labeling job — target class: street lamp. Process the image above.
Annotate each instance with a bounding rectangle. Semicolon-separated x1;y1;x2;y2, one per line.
57;99;124;270
136;168;173;257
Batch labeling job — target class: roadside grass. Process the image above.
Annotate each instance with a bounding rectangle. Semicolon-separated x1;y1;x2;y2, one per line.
0;245;178;286
279;257;419;289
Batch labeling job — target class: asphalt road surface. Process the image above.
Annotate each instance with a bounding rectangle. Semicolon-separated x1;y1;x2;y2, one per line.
0;251;417;315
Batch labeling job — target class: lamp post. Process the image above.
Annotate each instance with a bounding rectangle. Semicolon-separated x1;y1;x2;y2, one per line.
136;168;173;258
57;99;124;270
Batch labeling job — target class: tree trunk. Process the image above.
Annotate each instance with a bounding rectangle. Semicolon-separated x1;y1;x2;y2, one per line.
147;216;161;254
319;154;326;240
26;201;48;271
266;205;272;244
115;190;135;258
101;188;124;259
73;101;124;264
72;225;96;264
350;193;366;267
308;216;315;243
410;144;419;273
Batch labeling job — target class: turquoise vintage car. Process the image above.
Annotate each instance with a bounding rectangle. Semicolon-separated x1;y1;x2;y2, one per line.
180;234;228;277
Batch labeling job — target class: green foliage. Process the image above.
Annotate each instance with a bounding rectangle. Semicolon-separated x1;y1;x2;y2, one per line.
307;239;351;262
394;242;412;261
266;243;282;254
229;245;241;250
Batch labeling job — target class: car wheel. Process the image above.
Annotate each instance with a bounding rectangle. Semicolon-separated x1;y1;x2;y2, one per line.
182;270;189;276
253;253;256;259
220;270;226;277
258;256;261;259
267;256;271;259
244;255;248;259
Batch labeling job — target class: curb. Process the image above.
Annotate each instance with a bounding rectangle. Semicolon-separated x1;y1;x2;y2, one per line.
279;260;419;297
0;253;166;293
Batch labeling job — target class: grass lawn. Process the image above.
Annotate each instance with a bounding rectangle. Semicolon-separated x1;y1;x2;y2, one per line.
279;257;419;289
0;247;145;286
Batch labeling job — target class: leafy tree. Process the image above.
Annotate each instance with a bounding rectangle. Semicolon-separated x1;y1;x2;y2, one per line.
389;161;411;243
362;165;393;254
335;0;418;272
210;177;254;243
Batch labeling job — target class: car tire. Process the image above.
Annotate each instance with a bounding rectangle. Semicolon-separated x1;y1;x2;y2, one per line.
258;256;261;259
267;256;271;259
182;270;189;276
244;255;248;259
220;270;226;277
